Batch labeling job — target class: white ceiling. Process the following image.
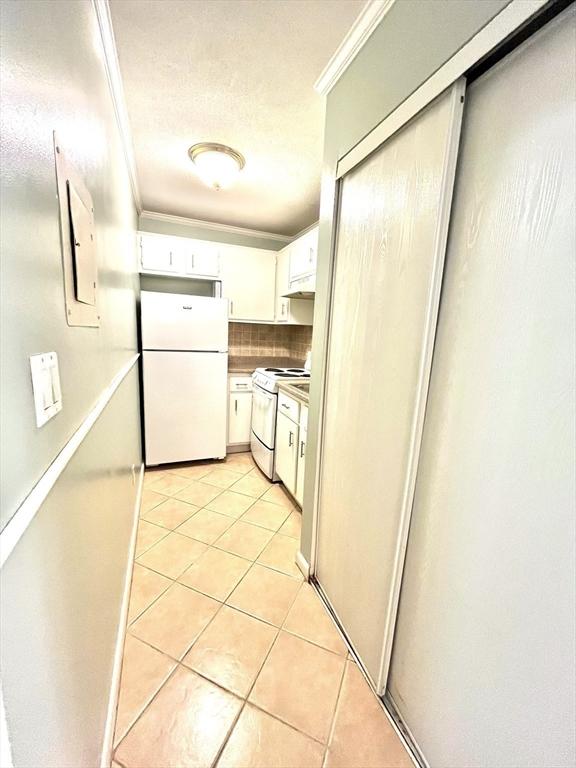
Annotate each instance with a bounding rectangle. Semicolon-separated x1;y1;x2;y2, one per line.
109;0;365;236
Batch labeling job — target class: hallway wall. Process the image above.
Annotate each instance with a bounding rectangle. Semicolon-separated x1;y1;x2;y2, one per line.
0;0;141;764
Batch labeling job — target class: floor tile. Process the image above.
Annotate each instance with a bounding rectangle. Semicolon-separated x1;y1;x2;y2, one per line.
142;497;199;530
201;468;245;489
217;704;324;768
167;463;214;481
127;563;172;624
115;666;242;768
241;499;291;531
283;583;347;656
113;635;176;746
183;604;277;697
146;473;191;497
278;510;302;539
130;583;220;660
229;468;272;498
227;564;301;627
143;470;166;488
178;547;251;601
135;520;168;557
177;509;235;545
140;489;168;515
214;520;274;560
325;661;413;767
249;631;345;743
260;485;295;508
175;480;223;507
257;533;301;578
136;531;208;579
206;490;256;518
223;452;256;473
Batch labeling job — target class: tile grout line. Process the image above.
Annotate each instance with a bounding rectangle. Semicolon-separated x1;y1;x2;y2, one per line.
321;652;348;767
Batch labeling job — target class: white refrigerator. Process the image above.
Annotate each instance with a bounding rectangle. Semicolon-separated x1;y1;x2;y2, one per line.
141;291;228;466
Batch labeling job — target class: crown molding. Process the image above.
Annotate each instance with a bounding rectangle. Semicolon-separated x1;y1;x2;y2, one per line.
92;0;142;212
140;210;292;244
314;0;396;96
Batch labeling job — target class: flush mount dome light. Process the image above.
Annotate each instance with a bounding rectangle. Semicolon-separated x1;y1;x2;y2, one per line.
188;142;245;191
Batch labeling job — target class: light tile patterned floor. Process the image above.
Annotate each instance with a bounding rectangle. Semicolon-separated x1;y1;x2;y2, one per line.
112;453;413;768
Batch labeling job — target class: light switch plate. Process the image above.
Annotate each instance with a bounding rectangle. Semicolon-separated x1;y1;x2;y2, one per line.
30;352;62;428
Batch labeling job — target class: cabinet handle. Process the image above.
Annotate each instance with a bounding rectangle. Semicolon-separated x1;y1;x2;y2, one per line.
169;251;173;266
288;431;293;447
309;247;313;263
300;440;305;458
234;398;238;415
230;300;234;316
191;254;195;269
281;403;290;409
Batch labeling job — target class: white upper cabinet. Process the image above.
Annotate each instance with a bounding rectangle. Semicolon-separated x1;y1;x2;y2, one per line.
140;233;182;273
289;227;318;283
275;243;314;325
220;245;276;322
181;239;220;278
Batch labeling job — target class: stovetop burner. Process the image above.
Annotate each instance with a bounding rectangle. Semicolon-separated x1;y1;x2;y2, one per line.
264;367;283;372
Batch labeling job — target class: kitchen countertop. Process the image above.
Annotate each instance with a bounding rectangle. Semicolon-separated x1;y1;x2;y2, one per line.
228;356;305;374
277;380;310;405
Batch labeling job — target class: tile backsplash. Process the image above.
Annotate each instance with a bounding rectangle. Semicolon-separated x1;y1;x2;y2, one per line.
229;323;312;363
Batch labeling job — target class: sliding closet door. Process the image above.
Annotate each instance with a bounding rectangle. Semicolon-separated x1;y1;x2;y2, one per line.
387;8;576;767
315;81;464;690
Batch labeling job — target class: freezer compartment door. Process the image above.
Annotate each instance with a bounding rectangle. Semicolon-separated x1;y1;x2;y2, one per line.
143;351;227;465
141;291;228;351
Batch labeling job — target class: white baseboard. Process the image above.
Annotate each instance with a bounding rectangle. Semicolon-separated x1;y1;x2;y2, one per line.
295;549;310;580
100;462;144;768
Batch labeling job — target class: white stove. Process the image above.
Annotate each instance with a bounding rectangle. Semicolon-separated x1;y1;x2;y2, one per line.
252;366;311;394
250;366;311;479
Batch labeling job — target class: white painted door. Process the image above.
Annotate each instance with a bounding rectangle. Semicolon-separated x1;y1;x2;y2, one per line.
387;12;576;767
315;81;465;691
275;247;290;322
228;391;252;445
140;234;180;272
220;245;276;322
295;425;306;506
181;239;220;278
289;228;317;281
275;411;298;495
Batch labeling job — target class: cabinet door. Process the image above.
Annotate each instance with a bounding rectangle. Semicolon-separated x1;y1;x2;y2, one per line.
182;240;220;278
295;425;307;506
221;246;276;321
275;247;290;322
140;234;180;273
275;411;298;494
228;391;252;445
289;228;317;282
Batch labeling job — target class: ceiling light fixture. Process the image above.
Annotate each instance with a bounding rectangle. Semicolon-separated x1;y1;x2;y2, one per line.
188;142;245;191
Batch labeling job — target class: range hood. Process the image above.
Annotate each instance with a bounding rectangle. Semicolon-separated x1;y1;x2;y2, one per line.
283;274;315;300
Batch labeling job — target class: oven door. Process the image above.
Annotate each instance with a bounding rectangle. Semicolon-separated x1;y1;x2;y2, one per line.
251;383;277;450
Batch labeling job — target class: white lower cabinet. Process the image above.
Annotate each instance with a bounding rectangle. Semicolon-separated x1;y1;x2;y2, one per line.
295;423;307;506
275;410;298;495
228;376;253;446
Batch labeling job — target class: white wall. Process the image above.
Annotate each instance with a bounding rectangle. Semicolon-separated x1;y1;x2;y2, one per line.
0;0;141;763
